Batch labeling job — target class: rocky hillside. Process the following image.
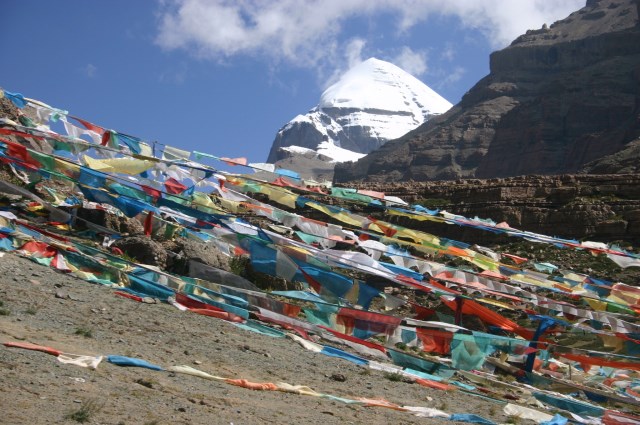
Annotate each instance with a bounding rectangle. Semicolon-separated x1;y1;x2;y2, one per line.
1;252;499;425
347;173;640;246
335;0;640;182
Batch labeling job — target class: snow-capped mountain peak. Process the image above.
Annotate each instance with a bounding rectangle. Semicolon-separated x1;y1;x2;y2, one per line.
319;57;452;120
266;57;452;178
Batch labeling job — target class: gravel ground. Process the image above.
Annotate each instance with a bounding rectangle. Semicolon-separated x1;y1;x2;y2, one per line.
0;252;509;425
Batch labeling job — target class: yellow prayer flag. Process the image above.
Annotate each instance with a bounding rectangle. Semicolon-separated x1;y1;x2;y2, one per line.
264;187;297;209
54;159;81;179
83;155;155;175
306;203;365;227
477;298;516;310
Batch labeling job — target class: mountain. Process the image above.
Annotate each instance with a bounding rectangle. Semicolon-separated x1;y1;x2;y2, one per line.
266;58;452;179
335;0;640;183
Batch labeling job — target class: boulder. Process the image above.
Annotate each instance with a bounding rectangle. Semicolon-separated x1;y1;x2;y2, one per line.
163;237;231;275
112;236;167;267
75;208;145;235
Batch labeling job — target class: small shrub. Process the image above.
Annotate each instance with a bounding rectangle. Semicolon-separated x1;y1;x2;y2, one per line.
74;327;93;338
383;372;404;382
229;255;249;276
415;198;451;209
506;415;521;424
25;306;38;315
65;398;103;423
394;342;408;350
135;378;155;389
120;252;138;264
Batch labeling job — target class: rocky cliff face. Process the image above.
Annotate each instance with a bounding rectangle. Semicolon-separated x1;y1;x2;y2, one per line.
335;0;640;182
268;109;382;162
348;173;640;245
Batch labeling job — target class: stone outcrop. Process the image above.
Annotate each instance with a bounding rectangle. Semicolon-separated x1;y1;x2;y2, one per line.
112;236;168;268
0;97;19;122
582;139;640;173
162;237;231;274
350;174;640;244
267;114;334;163
335;0;640;182
262;148;337;182
75;208;145;236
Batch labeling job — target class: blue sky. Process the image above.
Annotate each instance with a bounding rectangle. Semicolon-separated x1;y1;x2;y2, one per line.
1;0;582;163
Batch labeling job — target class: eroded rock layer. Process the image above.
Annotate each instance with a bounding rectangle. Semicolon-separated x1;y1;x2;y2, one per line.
335;0;640;182
348;173;640;244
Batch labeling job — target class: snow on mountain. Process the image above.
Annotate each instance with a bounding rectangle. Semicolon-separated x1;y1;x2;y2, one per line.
318;57;452;141
282;140;366;163
316;140;366;163
266;57;452;178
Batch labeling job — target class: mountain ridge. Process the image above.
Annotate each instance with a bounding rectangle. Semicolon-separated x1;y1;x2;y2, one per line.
335;0;640;183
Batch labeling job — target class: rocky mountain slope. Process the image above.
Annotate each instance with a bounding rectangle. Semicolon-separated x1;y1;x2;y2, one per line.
267;58;452;179
335;0;640;182
347;173;640;247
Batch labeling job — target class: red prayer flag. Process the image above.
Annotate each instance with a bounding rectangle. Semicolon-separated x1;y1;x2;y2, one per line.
603;410;640;425
4;341;62;356
141;185;161;201
164;178;187;195
71;116;105;135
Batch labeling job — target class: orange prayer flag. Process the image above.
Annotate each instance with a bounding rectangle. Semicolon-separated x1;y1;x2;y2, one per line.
225;379;278;391
221;157;248;166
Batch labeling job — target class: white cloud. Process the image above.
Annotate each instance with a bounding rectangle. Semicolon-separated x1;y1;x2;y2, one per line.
322;37;367;88
441;43;455;62
84;63;97;78
393;47;428;76
439;66;466;88
423;0;584;48
155;0;584;77
156;0;371;67
345;38;366;69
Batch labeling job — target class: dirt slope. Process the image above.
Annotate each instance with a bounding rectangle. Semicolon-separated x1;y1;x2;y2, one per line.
0;253;505;425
